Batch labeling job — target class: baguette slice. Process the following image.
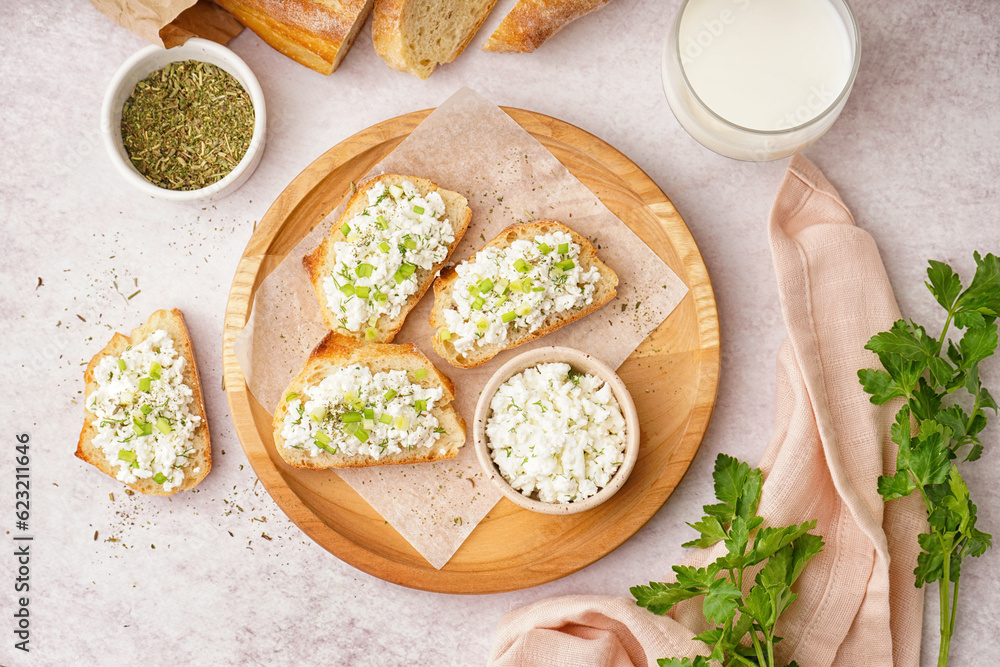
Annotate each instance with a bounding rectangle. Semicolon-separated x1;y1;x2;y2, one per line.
483;0;612;53
273;332;466;469
76;309;211;496
373;0;498;78
430;220;618;368
214;0;374;75
303;174;471;342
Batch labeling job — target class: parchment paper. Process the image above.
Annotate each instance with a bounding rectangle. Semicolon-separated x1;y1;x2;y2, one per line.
233;88;689;569
90;0;243;48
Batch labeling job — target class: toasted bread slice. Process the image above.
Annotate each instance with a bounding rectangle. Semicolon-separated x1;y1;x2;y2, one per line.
76;309;211;496
373;0;498;79
430;220;618;368
303;174;471;343
214;0;375;75
273;332;466;469
483;0;612;53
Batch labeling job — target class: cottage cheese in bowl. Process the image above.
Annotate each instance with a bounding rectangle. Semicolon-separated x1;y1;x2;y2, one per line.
474;347;639;514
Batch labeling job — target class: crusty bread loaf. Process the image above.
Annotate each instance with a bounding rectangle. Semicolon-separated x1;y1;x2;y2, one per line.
483;0;612;53
373;0;498;78
273;332;466;469
213;0;374;74
303;174;471;343
76;309;211;496
429;220;618;368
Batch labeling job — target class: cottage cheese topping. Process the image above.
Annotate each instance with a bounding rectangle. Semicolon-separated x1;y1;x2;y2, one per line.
322;181;455;335
86;330;201;492
485;362;627;503
281;366;445;460
440;231;600;355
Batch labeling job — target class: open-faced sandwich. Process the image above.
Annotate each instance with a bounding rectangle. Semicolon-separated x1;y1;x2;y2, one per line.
273;332;465;469
304;174;471;343
430;220;618;368
76;309;211;496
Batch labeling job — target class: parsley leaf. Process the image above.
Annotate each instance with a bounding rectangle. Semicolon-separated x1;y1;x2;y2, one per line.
632;454;822;667
859;253;998;665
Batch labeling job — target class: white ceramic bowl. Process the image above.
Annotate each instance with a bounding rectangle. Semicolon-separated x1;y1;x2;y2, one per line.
101;38;266;201
473;347;640;515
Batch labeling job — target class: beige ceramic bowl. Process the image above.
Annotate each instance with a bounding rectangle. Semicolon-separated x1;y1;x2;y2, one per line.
473;346;640;515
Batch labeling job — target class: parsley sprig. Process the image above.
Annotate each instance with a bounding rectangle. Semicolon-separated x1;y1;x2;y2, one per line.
858;252;998;666
631;454;823;667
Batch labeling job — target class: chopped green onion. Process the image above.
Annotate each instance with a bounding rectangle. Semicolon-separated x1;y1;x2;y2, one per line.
558;242;570;254
379;413;393;425
496;279;510;294
340;223;351;236
495;293;510;309
375;292;388;303
468;284;480;297
118;449;136;462
471;296;486;310
356;263;374;278
478;278;494;293
285;392;298;402
118;359;126;372
343;422;360;435
514;258;531;273
532;287;545;292
354;428;369;443
153;473;168;484
384;389;398;401
313;433;337;454
379;241;391;253
394;270;406;284
341;412;362;423
413;205;425;215
404;238;417;250
339;284;356;298
415;399;427;412
344;390;358;404
368;314;379;326
477;318;489;332
149;361;161;380
353;400;365;410
395;415;409;430
310;408;326;422
155;417;172;434
537;242;552;254
141;404;153;415
502;311;516;323
439;328;452;341
556;259;576;271
377;215;389;230
138;377;151;392
365;327;378;341
355;286;370;299
400;262;416;277
521;277;533;291
414;368;428;379
315;431;331;445
516;305;533;317
389;185;404;199
363;408;375;420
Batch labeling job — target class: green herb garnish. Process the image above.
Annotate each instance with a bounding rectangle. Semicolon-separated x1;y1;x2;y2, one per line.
632;454;823;667
858;253;998;666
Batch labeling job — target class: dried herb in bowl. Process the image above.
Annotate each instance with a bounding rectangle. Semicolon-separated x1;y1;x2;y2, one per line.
120;60;254;191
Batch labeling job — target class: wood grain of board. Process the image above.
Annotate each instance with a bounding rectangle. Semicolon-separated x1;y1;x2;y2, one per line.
222;108;720;594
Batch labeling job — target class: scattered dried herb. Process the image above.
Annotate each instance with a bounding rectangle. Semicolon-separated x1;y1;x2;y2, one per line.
121;60;254;191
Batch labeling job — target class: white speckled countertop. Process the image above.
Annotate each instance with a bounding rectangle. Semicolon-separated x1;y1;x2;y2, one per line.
1;2;997;665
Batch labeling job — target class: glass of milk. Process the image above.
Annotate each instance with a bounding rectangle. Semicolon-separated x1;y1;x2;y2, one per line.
662;0;860;161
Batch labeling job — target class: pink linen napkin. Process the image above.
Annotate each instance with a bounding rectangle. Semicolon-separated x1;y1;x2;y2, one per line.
489;155;927;667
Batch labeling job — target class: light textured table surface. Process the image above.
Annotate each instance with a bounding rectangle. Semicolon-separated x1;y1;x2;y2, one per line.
1;1;997;665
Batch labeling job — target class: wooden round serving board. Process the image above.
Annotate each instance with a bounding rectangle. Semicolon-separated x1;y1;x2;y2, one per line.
222;108;720;594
